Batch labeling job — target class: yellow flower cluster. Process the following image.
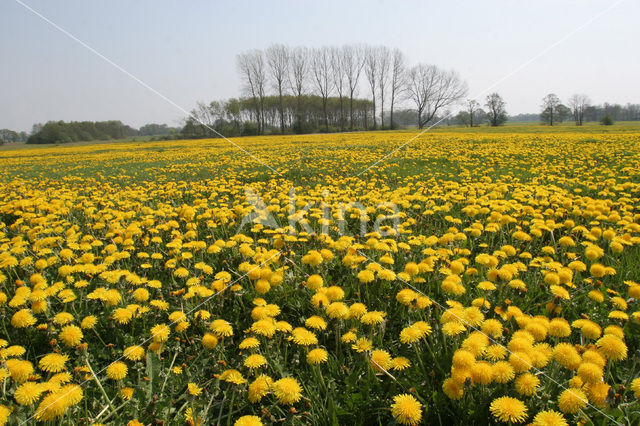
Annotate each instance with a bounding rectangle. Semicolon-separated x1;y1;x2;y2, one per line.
1;127;640;424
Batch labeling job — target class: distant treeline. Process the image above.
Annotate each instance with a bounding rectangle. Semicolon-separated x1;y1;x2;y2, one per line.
183;95;378;138
508;113;540;123
25;121;179;145
5;99;640;146
570;103;639;123
509;103;640;122
0;129;29;144
507;103;640;124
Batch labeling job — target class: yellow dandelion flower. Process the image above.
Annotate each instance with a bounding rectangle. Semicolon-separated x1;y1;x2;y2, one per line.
442;377;464;400
53;312;74;325
596;334;627;361
357;269;375;284
390;394;422;425
442;321;466;336
248;375;272;403
11;309;37;328
38;353;68;373
211;319;234;337
577;362;603;384
360;311;386;326
341;331;357;343
234;415;263;426
391;357;411;371
452;350;476;370
492;361;515;383
292;327;318;346
202;333;219;349
307;348;328;365
489;396;528;423
6;359;34;383
557;388;587;414
470;361;493;385
532;410;568;426
123;346;145;361
305;316;327;331
514;373;540;396
272;377;302;405
14;381;44;405
106;362;128;380
0;404;11;425
188;382;202;396
485;344;508;361
219;369;246;385
351;337;373;353
81;315;97;329
120;387;134;400
400;325;423;344
631;377;640;398
370;349;392;372
553;343;581;370
244;354;267;369
150;324;171;343
239;337;260;350
325;302;350;319
58;325;83;347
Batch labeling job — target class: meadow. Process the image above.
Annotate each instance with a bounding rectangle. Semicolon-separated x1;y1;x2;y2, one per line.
1;125;640;425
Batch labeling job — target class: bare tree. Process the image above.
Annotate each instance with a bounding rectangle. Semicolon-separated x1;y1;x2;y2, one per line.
196;101;215;128
541;93;561;126
237;52;259;131
364;46;380;129
377;47;391;128
342;45;365;130
288;46;308;131
406;64;467;129
568;94;590;126
187;101;215;137
331;47;347;130
237;50;266;133
266;44;289;133
389;48;406;129
466;99;481;127
310;47;334;132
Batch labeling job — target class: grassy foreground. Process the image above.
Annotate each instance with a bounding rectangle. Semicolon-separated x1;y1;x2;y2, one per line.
1;125;640;425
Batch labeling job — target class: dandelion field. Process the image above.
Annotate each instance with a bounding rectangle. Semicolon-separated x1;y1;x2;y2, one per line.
1;126;640;425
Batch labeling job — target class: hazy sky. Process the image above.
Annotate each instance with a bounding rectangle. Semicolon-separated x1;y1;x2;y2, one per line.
1;0;638;132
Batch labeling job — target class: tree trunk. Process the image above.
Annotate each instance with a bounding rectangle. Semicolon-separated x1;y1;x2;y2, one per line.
296;95;302;132
380;92;385;129
349;94;354;130
372;99;376;130
390;93;395;130
339;95;344;131
278;87;285;133
364;104;368;129
323;99;329;132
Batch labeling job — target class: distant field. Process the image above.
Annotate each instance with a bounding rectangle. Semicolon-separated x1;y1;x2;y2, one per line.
3;121;639;152
1;127;640;425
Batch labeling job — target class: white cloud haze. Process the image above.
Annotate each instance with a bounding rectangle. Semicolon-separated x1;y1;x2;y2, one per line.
0;0;638;131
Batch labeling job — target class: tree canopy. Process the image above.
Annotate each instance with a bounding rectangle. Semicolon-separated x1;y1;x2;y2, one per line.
26;121;178;144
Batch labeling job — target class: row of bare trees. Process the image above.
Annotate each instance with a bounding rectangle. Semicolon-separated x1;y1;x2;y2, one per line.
236;44;468;133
